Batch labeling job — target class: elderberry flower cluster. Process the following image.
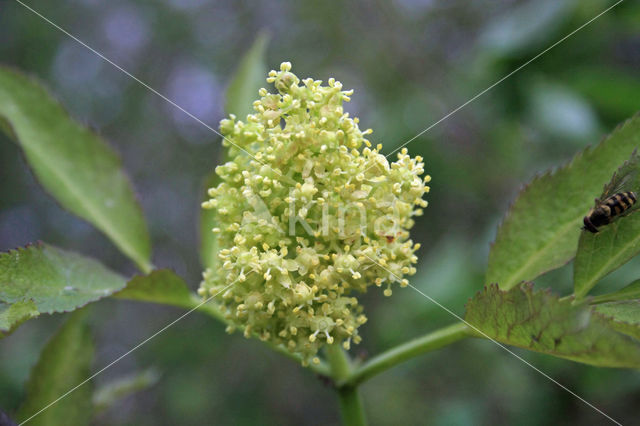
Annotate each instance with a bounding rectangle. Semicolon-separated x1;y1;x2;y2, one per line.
199;62;430;364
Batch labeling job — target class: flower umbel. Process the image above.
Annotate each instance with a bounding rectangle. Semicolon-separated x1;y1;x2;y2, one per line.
200;62;430;364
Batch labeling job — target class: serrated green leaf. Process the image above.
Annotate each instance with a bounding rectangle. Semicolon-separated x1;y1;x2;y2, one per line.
487;114;640;290
93;368;160;413
0;67;152;272
594;300;640;340
591;279;640;304
200;171;220;270
574;219;640;299
224;33;269;118
17;309;94;426
465;283;640;368
0;243;127;315
0;300;38;336
114;269;194;308
574;151;640;299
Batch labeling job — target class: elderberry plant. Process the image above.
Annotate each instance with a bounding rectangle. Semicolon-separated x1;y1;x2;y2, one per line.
1;38;640;426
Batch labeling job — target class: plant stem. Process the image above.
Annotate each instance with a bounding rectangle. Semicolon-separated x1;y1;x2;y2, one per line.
342;322;470;387
326;344;351;380
327;345;367;426
336;386;366;426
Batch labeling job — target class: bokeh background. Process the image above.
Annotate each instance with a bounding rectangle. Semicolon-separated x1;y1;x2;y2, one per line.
1;0;640;424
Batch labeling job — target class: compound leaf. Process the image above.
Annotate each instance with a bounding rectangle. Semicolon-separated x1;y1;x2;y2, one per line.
574;218;640;299
0;243;126;327
0;67;151;272
590;279;640;304
17;309;94;426
574;151;640;299
0;300;39;336
594;300;640;340
115;269;194;309
487;114;640;290
465;283;640;368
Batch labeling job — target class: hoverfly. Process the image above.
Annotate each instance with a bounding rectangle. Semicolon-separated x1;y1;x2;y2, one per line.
583;151;640;233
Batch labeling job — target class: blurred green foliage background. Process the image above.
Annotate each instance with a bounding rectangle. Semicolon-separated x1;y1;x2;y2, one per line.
1;0;639;424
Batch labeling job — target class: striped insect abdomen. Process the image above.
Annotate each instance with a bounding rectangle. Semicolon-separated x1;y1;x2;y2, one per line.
583;191;637;233
604;191;637;216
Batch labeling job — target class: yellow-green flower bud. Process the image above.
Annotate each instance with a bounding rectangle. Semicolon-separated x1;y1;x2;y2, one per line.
200;63;429;363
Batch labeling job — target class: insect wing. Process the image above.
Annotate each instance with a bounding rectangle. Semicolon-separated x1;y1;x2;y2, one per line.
598;149;640;203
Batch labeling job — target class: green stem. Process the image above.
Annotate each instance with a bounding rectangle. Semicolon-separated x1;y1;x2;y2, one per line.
336;386;366;426
327;345;367;426
326;344;351;380
342;322;470;387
